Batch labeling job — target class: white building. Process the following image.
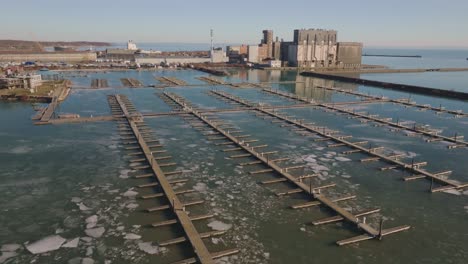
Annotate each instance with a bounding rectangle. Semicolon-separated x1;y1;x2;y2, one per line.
210;49;229;63
248;45;259;63
268;60;282;68
0;74;42;91
127;40;137;50
288;41;337;68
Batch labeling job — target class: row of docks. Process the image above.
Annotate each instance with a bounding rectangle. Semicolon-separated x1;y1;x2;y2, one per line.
107;94;238;264
314;85;467;117
120;78;144;87
156;76;188;86
90;79;109;88
208;90;468;193
159;91;411;246
262;88;467;149
196;76;266;88
197;76;227;85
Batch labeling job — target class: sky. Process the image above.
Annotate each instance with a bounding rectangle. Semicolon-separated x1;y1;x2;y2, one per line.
2;0;468;48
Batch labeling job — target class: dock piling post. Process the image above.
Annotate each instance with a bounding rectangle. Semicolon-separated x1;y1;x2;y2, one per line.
378;218;384;240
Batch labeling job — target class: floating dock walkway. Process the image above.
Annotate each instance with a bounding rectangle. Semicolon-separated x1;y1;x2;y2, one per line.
107;94;238;264
209;90;468;193
120;78;144;87
313;85;467;117
156;76;188;86
159;91;410;246
262;88;467;149
91;79;109;88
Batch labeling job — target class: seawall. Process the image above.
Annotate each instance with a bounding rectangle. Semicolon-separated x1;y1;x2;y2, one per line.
0;52;97;62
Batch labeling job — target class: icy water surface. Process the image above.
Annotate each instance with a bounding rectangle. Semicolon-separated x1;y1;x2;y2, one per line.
0;69;467;264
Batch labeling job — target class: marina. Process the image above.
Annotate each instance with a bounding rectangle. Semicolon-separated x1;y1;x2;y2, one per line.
1;68;467;263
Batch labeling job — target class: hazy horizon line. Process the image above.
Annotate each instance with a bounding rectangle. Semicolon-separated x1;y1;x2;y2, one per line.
3;39;468;50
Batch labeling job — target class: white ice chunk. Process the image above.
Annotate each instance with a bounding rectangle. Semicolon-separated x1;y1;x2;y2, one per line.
85;215;98;224
81;258;94;264
193;182;207;192
335;157;351;162
85;227;105;238
126;203;139;209
71;197;82;203
77;203;91;211
207;220;232;231
137;242;160;255
62;238;80;248
1;244;21;252
0;252;17;263
124;233;141;240
25;235;66;254
122;190;138;197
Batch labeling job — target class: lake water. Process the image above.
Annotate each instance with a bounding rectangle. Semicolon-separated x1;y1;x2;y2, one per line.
1;50;467;264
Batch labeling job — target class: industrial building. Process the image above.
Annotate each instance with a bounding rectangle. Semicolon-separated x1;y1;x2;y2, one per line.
241;28;362;69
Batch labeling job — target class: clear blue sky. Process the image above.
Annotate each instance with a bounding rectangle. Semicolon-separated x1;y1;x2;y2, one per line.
2;0;468;48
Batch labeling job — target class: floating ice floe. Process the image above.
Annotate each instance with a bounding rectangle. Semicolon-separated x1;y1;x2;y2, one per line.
335;157;351;162
62;238;80;248
193;182;207;192
0;252;17;263
77;203;91;211
71;197;82;203
85;215;98;229
80;237;93;243
25;235;66;254
85;227;105;238
122;190;138;197
126;203;139;209
81;258;94;264
208;220;232;231
124;233;141;240
137;242;160;255
1;244;21;252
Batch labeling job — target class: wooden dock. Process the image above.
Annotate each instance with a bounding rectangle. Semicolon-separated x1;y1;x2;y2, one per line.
210;90;468;194
262;88;467;149
91;79;109;88
107;94;238;263
313;85;467;117
156;76;188;86
120;78;144;87
160;91;411;246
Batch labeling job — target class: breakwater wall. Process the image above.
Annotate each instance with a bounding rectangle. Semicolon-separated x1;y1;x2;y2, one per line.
0;52;97;62
300;71;468;100
194;66;228;76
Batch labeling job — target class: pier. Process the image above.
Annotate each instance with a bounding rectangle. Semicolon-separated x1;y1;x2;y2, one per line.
120;78;144;87
106;94;238;263
312;85;467;117
91;79;108;88
263;88;468;148
210;90;468;193
156;76;188;86
159;91;411;246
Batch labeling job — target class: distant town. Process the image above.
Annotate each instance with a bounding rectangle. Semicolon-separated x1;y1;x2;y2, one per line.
0;28;362;70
